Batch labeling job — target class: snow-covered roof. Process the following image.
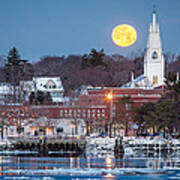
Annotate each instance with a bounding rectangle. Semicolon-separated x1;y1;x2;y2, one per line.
0;83;13;95
121;74;154;89
134;74;146;83
121;74;146;88
79;85;93;95
20;76;64;92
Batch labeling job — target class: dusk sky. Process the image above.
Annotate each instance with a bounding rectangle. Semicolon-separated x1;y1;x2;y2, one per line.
0;0;180;62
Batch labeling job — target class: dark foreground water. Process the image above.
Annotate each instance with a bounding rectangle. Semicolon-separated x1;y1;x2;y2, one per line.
0;154;180;179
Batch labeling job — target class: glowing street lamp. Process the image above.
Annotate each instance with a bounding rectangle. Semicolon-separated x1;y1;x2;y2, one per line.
106;90;113;137
106;93;113;101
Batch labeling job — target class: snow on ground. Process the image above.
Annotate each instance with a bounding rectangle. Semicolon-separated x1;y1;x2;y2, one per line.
85;136;180;158
86;137;115;158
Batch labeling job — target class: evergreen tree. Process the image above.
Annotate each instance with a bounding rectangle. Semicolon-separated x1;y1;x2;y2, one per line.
134;72;180;137
165;72;180;102
4;47;32;103
135;102;157;135
81;48;105;68
155;98;177;136
163;72;180;134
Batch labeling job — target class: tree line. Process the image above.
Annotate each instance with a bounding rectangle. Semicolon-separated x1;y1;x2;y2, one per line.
1;47;180;97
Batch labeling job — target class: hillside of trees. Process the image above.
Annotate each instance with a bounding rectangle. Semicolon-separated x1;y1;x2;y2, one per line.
0;47;180;95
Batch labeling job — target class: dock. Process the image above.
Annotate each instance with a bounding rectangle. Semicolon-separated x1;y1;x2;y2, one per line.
9;136;86;157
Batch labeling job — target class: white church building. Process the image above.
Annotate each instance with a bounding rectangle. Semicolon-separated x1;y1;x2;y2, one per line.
123;7;165;89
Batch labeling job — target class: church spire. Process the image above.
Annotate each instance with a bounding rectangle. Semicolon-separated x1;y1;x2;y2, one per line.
144;6;165;88
152;5;157;32
153;5;156;14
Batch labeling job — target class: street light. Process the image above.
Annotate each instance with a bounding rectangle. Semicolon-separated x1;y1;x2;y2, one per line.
106;93;113;101
106;90;113;137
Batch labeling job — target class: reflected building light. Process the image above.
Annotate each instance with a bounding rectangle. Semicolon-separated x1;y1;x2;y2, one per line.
87;157;90;168
18;157;20;175
0;156;1;176
77;157;80;169
70;157;75;177
70;157;74;169
105;157;114;168
103;173;115;180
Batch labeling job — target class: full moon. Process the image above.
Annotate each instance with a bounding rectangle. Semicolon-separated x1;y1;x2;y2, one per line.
112;24;137;47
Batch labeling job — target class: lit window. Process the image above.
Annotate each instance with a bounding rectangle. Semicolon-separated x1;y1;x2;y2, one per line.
153;76;158;84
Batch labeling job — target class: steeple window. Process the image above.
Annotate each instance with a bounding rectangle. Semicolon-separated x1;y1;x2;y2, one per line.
152;51;158;59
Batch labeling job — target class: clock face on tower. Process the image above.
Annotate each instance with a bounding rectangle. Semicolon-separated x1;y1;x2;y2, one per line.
152;51;158;59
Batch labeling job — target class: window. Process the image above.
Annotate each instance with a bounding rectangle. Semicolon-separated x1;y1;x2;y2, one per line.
46;80;56;89
152;51;158;59
60;110;63;117
153;76;158;84
69;110;72;117
83;113;86;118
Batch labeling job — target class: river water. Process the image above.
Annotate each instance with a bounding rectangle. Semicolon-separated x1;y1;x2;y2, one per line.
0;154;180;179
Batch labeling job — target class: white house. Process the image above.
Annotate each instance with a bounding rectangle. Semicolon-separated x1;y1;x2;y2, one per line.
20;76;64;103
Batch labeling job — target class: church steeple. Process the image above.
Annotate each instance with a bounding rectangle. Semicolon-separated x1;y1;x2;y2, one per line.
149;5;159;34
121;6;165;89
153;5;156;28
144;6;165;87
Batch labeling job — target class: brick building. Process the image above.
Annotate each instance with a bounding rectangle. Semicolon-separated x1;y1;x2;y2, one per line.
77;87;163;136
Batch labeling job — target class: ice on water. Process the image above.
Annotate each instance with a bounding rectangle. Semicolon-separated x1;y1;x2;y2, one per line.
86;136;115;157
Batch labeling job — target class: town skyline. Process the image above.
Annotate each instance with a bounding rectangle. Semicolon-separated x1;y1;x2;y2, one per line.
0;1;180;179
